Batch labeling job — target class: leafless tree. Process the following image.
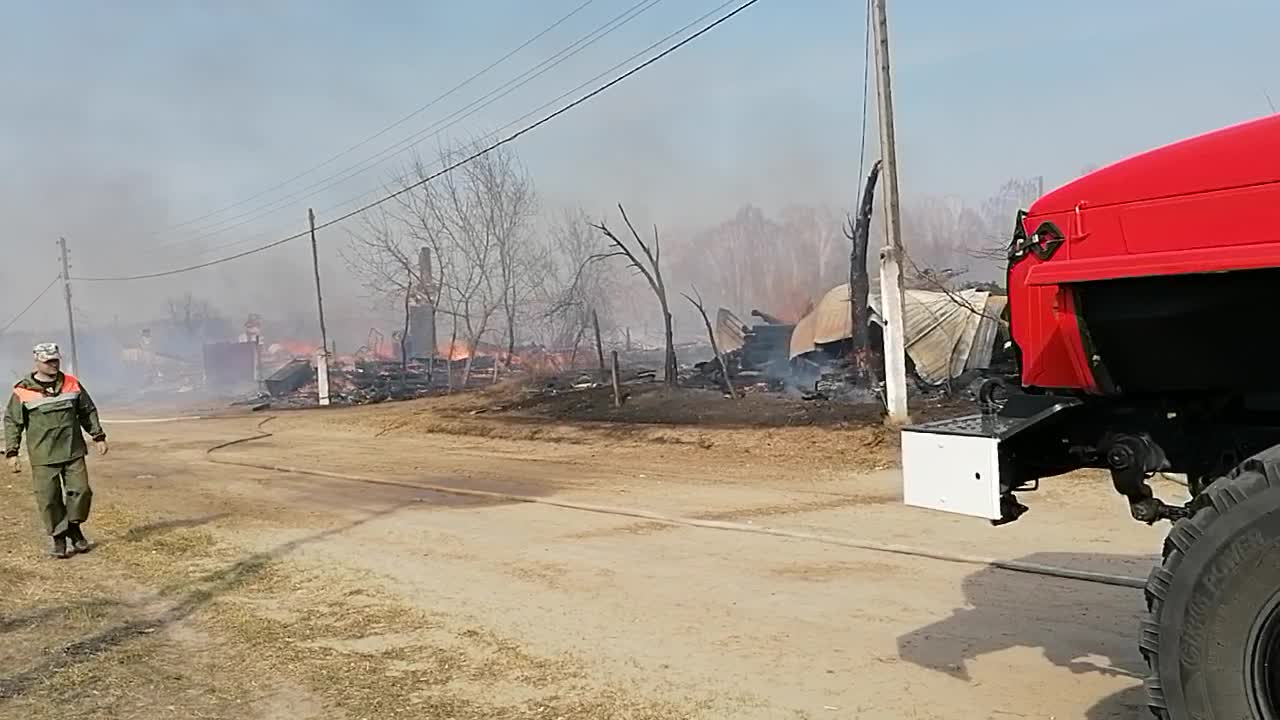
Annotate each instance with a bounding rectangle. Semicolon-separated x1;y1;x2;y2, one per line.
343;202;432;312
665;204;848;323
902;252;1005;327
968;177;1044;266
469;145;538;368
166;292;223;339
589;204;677;386
344;142;536;386
538;208;620;365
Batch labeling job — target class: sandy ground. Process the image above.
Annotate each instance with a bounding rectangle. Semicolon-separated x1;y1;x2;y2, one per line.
0;399;1178;719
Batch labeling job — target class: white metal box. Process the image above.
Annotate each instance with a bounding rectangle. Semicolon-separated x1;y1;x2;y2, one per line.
901;426;1002;520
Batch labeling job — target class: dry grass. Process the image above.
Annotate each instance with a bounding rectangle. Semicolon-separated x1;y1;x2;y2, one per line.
202;563;688;719
0;489;261;719
0;479;695;719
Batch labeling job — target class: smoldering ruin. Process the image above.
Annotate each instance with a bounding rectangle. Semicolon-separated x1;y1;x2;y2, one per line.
0;143;1030;423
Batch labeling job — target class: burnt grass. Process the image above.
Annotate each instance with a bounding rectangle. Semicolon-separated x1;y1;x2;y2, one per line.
485;383;975;429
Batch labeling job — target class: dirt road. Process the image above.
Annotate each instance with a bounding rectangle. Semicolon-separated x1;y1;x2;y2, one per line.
0;402;1173;719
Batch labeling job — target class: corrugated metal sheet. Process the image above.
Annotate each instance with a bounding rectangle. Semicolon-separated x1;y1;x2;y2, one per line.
787;284;852;358
789;307;818;360
899;289;990;384
966;295;1007;371
715;308;747;353
788;282;1006;384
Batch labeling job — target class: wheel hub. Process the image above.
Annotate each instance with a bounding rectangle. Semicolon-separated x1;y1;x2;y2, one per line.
1248;589;1280;719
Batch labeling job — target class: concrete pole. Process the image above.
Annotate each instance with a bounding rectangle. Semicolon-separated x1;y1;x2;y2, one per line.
316;348;331;407
871;0;909;424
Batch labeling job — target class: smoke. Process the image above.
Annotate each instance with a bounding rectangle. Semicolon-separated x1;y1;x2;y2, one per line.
5;0;1264;389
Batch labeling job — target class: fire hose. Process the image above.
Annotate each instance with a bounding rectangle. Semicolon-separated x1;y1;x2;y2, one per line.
185;415;1149;591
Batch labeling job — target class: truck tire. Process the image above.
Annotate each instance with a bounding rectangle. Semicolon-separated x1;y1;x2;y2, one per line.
1143;451;1280;719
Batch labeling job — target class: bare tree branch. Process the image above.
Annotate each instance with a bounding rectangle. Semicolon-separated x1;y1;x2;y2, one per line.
903;252;1006;327
344;141;537;384
683;286;736;398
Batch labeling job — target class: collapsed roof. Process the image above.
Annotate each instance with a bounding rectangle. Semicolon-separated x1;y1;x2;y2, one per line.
789;282;1007;385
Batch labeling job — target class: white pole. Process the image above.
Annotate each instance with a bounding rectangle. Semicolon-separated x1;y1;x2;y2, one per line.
316;348;331;407
871;0;910;424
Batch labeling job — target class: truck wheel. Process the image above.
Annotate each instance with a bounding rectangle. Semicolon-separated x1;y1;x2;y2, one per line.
1143;457;1280;719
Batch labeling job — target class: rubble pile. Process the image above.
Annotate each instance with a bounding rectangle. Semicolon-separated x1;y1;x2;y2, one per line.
244;356;509;409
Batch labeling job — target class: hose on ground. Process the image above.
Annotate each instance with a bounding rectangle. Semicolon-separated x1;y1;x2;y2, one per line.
202;415;1148;591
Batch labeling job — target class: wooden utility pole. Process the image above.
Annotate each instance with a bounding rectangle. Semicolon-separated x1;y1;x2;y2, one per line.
592;310;606;377
308;209;331;406
871;0;909;423
308;209;329;356
57;237;79;374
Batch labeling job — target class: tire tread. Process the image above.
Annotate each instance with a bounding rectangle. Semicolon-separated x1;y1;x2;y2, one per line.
1142;468;1273;718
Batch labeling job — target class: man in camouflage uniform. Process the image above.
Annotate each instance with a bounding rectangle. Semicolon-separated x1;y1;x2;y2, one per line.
4;343;108;558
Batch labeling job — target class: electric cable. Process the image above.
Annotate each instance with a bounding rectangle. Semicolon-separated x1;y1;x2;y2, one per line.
73;0;765;283
177;0;742;262
160;0;665;248
855;0;871;198
0;276;61;335
168;0;738;264
156;0;598;235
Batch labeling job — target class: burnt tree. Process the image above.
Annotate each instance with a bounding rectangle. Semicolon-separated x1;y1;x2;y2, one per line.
589;204;677;386
844;160;883;385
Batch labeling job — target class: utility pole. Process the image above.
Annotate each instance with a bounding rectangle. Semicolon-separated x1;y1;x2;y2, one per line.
870;0;909;424
57;237;79;375
308;209;331;406
308;209;329;355
1036;175;1045;197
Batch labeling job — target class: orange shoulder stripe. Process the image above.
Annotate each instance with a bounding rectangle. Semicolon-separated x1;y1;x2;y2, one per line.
61;374;80;393
12;387;41;402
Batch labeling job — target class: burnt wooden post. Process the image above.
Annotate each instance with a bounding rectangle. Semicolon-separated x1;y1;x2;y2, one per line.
611;350;623;407
592;309;606;378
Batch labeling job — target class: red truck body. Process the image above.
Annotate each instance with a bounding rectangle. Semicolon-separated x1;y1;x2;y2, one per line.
902;113;1280;719
1009;113;1280;393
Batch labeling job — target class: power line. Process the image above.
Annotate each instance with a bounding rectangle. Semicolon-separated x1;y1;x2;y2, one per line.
122;0;747;273
156;0;598;235
856;0;872;199
74;0;765;283
175;0;739;266
147;0;669;267
0;276;60;335
160;0;665;249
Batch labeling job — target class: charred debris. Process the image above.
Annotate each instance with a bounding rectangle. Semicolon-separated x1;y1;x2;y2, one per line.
73;165;1011;415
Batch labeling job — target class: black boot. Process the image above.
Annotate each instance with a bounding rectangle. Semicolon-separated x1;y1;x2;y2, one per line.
48;534;69;559
67;523;92;554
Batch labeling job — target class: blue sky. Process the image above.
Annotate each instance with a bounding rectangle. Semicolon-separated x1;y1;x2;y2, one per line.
0;0;1275;331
